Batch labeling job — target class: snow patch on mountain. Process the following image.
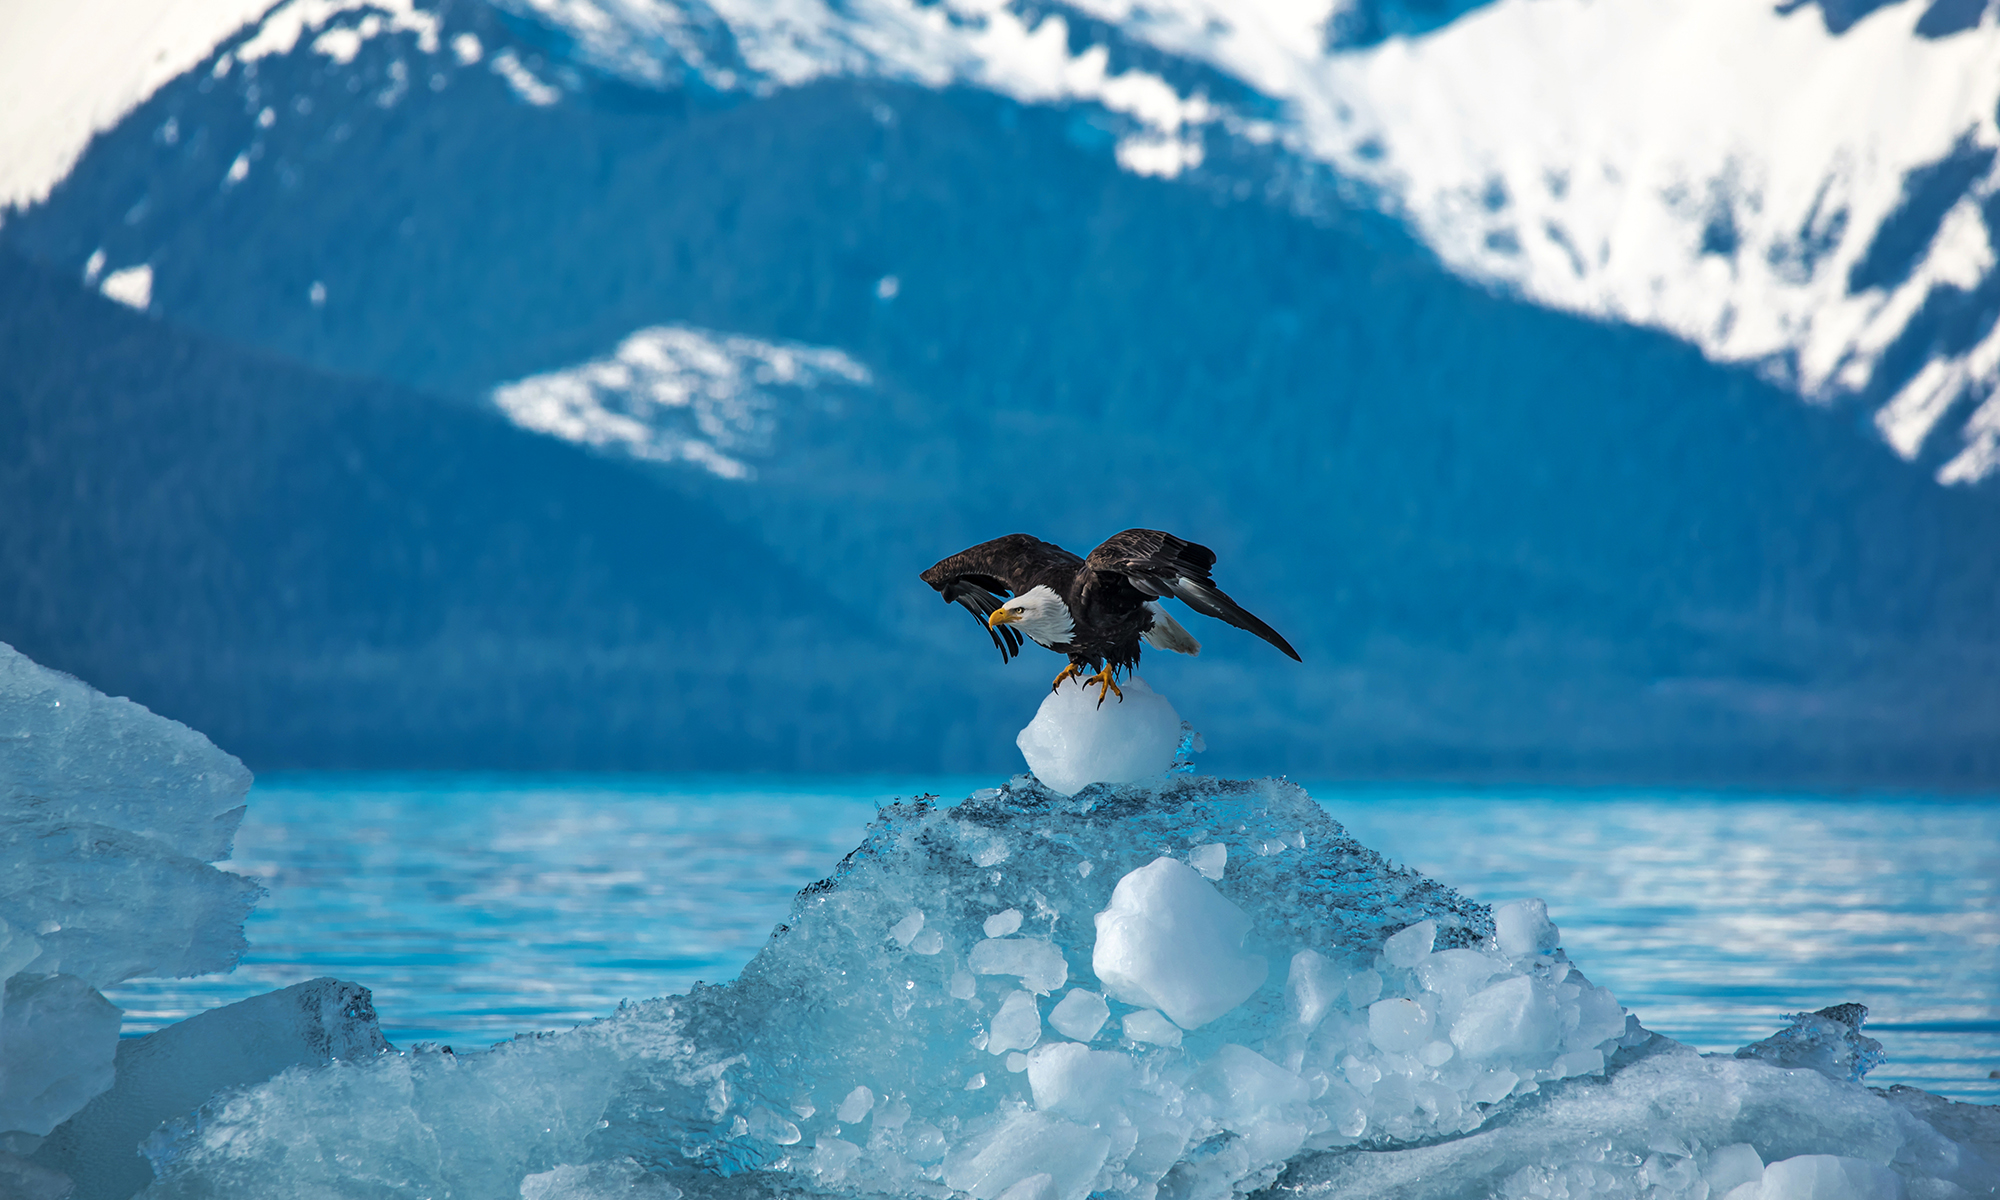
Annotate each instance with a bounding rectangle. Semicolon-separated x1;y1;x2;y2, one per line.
1297;0;2000;484
491;325;872;479
0;0;282;211
493;0;1218;173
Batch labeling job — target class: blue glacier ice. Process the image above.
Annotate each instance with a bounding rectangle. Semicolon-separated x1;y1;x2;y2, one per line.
126;744;1998;1200
0;642;261;1139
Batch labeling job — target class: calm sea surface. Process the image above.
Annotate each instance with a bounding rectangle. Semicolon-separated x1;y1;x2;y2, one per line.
105;774;1999;1104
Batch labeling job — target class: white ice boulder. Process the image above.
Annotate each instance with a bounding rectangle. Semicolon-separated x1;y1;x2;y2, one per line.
1015;675;1181;797
1492;898;1561;958
1091;857;1268;1030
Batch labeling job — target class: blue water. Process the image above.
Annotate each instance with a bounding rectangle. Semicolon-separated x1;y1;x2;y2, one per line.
104;775;1999;1104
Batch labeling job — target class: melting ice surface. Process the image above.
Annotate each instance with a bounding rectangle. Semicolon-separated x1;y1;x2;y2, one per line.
138;770;2000;1200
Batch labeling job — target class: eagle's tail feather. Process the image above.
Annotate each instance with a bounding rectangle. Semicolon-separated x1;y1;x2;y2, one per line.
1142;602;1201;656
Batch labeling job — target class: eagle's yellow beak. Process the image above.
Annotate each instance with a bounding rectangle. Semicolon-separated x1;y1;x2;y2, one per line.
988;608;1018;628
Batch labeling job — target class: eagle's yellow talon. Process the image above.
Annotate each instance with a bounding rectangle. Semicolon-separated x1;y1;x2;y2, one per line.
1051;663;1084;693
1088;665;1123;707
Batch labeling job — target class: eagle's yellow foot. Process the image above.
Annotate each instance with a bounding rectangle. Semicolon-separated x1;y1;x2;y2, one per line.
1051;663;1085;693
1088;665;1123;707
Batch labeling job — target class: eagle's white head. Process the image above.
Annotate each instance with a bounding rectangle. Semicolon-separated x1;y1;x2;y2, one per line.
986;584;1074;647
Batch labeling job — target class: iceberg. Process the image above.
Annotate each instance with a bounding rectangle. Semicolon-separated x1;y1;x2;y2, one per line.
10;674;1993;1199
0;642;261;1139
126;747;1997;1200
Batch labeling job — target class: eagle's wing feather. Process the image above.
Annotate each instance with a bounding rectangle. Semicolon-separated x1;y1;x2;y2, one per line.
921;534;1085;660
1087;529;1302;662
944;580;1022;660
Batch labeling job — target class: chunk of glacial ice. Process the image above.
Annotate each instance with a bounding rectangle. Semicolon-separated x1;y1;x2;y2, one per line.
137;775;1498;1199
1277;1042;1993;1199
1746;1153;1905;1200
133;774;1995;1200
970;937;1068;994
1450;975;1558;1060
520;1157;681;1200
0;972;120;1137
1492;898;1561;958
0;643;249;863
1120;1009;1183;1048
1047;989;1109;1042
34;978;389;1198
988;991;1042;1053
1015;675;1182;796
1091;856;1267;1029
1733;1003;1886;1084
1;644;262;1140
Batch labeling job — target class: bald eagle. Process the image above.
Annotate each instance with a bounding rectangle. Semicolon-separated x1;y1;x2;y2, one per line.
921;529;1300;703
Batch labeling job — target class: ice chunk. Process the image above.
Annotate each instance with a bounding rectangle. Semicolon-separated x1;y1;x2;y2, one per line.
1734;1003;1886;1083
0;818;261;985
942;1110;1110;1200
1015;675;1182;796
131;776;1545;1200
969;937;1068;994
133;770;2000;1200
989;990;1041;1053
1707;1143;1767;1193
1368;997;1433;1053
1187;842;1226;880
0;643;249;862
519;1157;681;1199
1750;1154;1905;1200
1286;950;1341;1032
836;1086;873;1124
996;1173;1056;1200
1280;1048;1982;1198
983;909;1023;938
1047;989;1109;1042
1194;1043;1308;1127
1383;919;1435;968
1027;1043;1136;1119
1;644;263;1139
1451;975;1558;1060
34;978;389;1199
1091;857;1267;1029
1121;1010;1183;1048
1492;898;1560;958
0;973;120;1136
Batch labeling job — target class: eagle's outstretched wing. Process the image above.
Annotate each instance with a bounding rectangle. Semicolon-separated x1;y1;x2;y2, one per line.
1086;529;1302;661
920;534;1085;661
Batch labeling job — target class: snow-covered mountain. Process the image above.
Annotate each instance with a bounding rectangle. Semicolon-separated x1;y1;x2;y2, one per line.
3;0;1998;781
13;0;1993;478
491;0;2000;483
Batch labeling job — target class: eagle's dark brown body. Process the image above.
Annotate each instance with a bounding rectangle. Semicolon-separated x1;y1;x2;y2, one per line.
920;529;1299;691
